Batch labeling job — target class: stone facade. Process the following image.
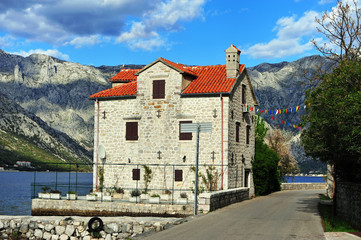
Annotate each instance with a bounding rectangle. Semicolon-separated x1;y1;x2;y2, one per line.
91;46;257;201
281;183;327;191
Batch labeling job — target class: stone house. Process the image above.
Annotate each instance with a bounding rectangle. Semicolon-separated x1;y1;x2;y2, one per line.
90;45;258;199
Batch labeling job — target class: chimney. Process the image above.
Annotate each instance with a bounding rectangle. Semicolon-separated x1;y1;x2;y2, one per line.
225;44;241;78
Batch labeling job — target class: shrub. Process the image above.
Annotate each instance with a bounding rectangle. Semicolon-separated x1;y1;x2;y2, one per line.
131;189;141;197
180;192;188;198
151;194;160;198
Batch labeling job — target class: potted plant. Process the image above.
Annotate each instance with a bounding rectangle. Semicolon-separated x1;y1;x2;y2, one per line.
103;188;113;201
129;189;141;203
149;194;160;204
177;192;188;204
50;190;62;200
160;189;172;201
66;191;78;200
39;186;51;199
86;189;97;201
140;165;152;200
140;191;150;200
112;187;124;199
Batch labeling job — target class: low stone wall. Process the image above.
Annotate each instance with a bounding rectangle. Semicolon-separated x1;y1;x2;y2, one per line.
32;199;193;217
198;187;249;213
0;215;184;240
281;183;327;191
336;181;361;230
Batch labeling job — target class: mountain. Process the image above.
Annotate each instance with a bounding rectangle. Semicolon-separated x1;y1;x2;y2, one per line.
0;50;331;173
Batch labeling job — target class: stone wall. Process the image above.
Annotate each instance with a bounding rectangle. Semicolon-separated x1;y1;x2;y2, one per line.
336;181;361;229
32;199;193;218
0;215;184;240
198;187;249;213
281;183;327;190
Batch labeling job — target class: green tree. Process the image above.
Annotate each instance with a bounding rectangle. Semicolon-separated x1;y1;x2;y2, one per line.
301;60;361;182
253;115;281;196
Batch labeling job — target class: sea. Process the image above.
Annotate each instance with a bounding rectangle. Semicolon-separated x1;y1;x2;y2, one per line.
0;172;325;216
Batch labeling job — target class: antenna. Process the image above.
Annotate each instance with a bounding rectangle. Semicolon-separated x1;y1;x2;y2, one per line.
98;145;106;160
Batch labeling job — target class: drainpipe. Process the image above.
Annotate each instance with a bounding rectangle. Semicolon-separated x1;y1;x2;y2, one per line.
95;99;100;190
221;94;224;190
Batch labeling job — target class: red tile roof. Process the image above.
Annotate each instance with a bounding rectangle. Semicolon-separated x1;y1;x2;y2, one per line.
90;81;136;99
182;64;245;94
90;58;246;99
110;69;139;82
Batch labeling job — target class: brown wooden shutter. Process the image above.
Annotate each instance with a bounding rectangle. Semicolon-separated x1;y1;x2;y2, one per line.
132;168;140;180
153;80;165;99
242;85;246;104
126;122;138;140
236;123;240;142
175;170;183;181
179;121;192;140
246;126;250;144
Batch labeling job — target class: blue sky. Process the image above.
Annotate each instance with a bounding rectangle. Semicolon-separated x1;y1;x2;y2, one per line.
0;0;339;67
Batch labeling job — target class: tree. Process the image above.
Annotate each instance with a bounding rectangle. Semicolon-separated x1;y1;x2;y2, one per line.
253;115;281;195
301;60;361;183
266;129;300;180
312;0;361;63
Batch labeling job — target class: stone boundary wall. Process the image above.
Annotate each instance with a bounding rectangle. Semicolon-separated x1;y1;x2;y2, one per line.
336;181;361;230
281;183;327;191
0;215;184;240
199;187;249;213
32;199;193;218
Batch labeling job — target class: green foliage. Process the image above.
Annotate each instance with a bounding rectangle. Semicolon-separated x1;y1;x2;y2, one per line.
301;60;361;182
142;165;153;193
131;189;141;197
318;204;358;232
253;140;281;196
98;166;104;191
255;114;268;143
151;194;160;198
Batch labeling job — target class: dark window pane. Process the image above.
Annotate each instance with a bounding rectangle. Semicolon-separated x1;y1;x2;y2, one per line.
126;122;138;140
242;85;246;105
132;168;140;180
153;80;165;99
246;126;250;144
175;170;183;181
236;123;240;142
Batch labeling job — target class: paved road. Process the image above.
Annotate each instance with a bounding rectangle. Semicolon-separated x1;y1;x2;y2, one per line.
142;190;326;240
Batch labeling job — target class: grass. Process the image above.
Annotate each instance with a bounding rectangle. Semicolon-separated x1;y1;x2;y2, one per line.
318;203;358;232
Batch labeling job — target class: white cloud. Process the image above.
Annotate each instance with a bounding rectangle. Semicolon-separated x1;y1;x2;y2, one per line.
67;35;101;48
0;0;206;51
246;11;320;59
318;0;334;5
11;49;70;61
116;0;205;50
0;35;15;48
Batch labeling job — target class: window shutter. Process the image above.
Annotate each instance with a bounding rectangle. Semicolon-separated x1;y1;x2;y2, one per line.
126;122;138;140
179;121;192;140
153;80;165;99
236;123;240;142
175;170;183;181
246;126;250;144
132;168;140;180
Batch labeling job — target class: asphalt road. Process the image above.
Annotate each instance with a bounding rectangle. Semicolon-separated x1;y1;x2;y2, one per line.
142;190;326;240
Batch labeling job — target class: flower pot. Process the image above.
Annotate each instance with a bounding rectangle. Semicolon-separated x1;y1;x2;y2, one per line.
66;193;77;200
112;193;124;199
129;196;140;203
149;197;160;204
140;193;149;200
160;194;171;201
177;198;188;204
50;193;61;200
86;194;97;201
103;195;112;201
39;193;50;199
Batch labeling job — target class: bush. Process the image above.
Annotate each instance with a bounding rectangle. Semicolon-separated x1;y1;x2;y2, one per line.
131;189;141;197
253;140;281;196
151;194;160;198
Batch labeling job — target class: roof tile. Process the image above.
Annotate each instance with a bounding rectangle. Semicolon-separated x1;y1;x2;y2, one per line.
90;81;136;99
110;69;139;82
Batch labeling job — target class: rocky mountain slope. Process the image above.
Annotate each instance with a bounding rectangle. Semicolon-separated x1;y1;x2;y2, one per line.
0;50;331;172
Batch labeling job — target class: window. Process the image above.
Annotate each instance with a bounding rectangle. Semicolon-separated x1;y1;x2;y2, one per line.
236;122;240;142
175;170;183;181
179;121;192;140
242;85;246;104
245;169;251;187
246;125;250;145
153;80;165;99
126;122;138;140
132;168;140;180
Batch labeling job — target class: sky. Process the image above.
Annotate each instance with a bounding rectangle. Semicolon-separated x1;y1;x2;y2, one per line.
0;0;341;67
